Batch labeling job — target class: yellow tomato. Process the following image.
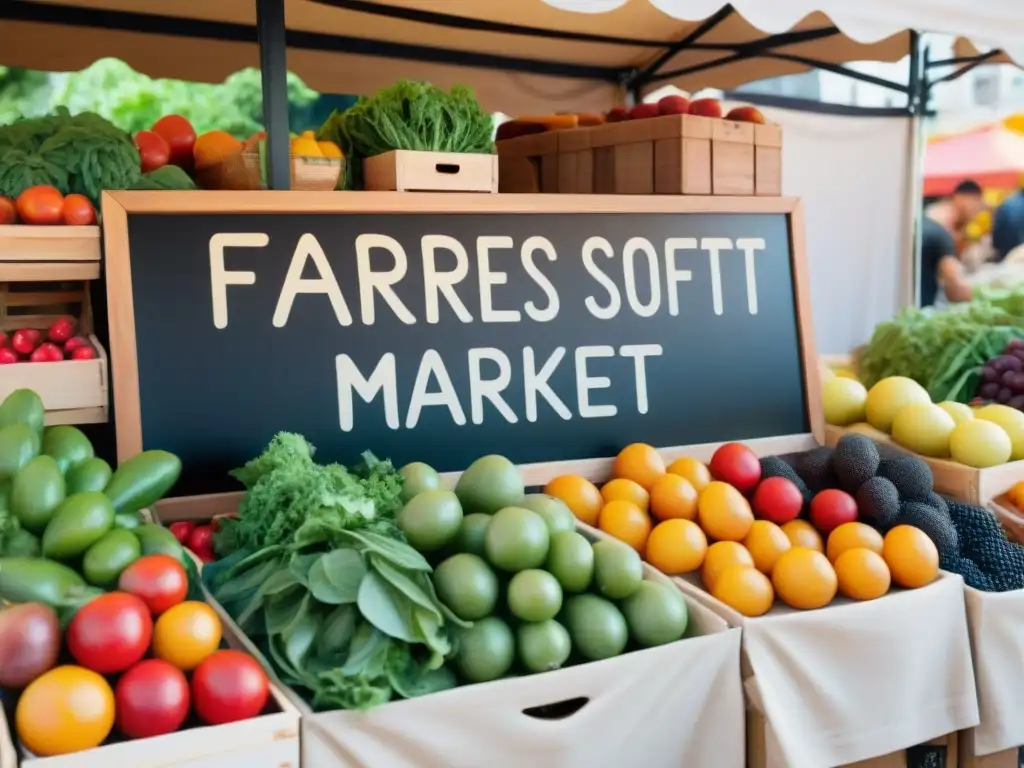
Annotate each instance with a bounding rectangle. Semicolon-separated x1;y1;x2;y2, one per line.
16;666;114;757
153;601;223;671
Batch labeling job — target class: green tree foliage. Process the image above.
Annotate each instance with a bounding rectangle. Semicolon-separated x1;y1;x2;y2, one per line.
0;58;320;138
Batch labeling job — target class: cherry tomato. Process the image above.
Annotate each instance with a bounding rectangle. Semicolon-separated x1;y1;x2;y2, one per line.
66;593;152;674
118;554;189;615
16;186;64;226
810;489;859;535
188;525;215;561
192;650;269;725
151;115;197;171
168;521;195;544
16;666;114;757
115;659;190;739
752;477;804;525
62;194;96;225
0;195;16;224
134;130;171;173
153;601;222;671
709;442;762;495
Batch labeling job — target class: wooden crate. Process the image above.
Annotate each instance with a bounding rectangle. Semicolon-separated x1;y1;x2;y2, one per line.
653;115;713;196
591;118;660;195
496;132;559;193
0;226;107;424
556;127;594;194
363;149;498;193
711;119;755;196
959;728;1023;767
824;424;1024;505
755;123;783;196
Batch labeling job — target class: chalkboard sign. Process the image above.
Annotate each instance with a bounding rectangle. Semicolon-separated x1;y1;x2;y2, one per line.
103;193;819;497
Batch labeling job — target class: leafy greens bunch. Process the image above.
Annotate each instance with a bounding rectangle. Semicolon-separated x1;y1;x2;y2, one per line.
206;433;461;711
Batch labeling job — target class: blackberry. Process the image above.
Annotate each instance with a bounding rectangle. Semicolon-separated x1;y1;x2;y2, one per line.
968;536;1024;579
926;492;949;519
939;552;993;591
899;501;959;557
989;570;1024;593
759;456;812;503
831;435;881;493
797;447;837;493
855;476;900;531
948;501;1004;544
877;455;933;500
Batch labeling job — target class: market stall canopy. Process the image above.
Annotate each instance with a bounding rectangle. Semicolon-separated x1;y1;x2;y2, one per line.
923;125;1024;197
0;0;914;115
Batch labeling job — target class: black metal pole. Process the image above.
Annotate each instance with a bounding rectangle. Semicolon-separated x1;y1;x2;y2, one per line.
256;0;290;190
907;31;921;115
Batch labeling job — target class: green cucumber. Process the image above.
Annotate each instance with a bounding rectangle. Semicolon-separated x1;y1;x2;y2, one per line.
66;457;112;494
104;450;182;514
135;523;186;564
83;529;141;587
42;425;95;474
0;423;41;481
41;491;115;560
11;455;66;534
0;389;44;435
0;556;85;605
114;511;143;529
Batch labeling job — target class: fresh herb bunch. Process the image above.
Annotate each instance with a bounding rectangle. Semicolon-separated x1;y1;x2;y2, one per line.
318;79;494;189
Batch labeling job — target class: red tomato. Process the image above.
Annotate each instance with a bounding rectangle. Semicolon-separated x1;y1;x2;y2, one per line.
70;345;97;360
752;477;804;524
29;342;63;362
192;651;269;726
66;592;152;674
62;194;96;225
151;116;197;171
118;554;189;616
0;348;17;364
16;186;64;226
134;130;171;173
47;317;75;344
168;521;195;544
709;443;762;495
0;196;16;224
188;525;214;560
810;489;859;535
11;328;40;355
64;336;89;352
115;659;190;739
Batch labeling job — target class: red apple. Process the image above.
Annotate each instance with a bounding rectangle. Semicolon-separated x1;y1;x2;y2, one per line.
71;345;97;361
30;342;63;362
657;95;690;116
0;348;18;365
725;105;766;124
11;329;41;356
47;316;75;344
752;477;803;525
688;98;723;118
809;489;858;535
606;106;629;123
628;103;660;120
709;442;762;495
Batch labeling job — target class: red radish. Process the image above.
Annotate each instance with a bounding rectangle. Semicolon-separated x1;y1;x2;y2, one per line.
752;477;803;524
30;343;63;362
70;346;97;361
628;103;660;120
64;336;90;352
11;329;41;355
709;442;762;494
47;317;75;344
810;489;858;535
0;348;18;365
657;94;690;115
168;522;195;545
606;106;629;123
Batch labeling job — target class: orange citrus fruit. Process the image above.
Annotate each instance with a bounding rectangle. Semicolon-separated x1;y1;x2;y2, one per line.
743;520;792;575
545;474;603;526
882;525;939;589
649;473;698;521
702;541;755;592
826;522;884;563
598;500;652;552
612;443;666;490
646;519;708;574
193;130;243;170
835;548;891;600
697;482;754;542
771;547;837;610
711;565;774;617
601;478;650;513
780;519;824;553
667;457;712;493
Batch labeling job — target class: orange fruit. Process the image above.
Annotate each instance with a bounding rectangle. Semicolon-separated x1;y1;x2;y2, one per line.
780;519;824;553
743;520;792;575
545;474;603;526
835;548;891;600
152;601;223;671
193;130;243;170
612;443;666;490
771;547;837;610
697;482;754;542
646;519;708;574
826;522;884;563
598;500;652;552
882;525;939;589
702;541;755;592
601;478;650;513
649;473;698;521
667;457;712;492
1008;480;1024;509
711;565;774;617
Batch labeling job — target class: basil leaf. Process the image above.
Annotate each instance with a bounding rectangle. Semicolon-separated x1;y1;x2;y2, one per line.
265;586;307;634
337;529;431;571
290;552;323;587
342;622;385;675
412;605;450;658
357;569;418;642
284;609;319;672
309;549;366;604
368;554;441;622
318;604;357;657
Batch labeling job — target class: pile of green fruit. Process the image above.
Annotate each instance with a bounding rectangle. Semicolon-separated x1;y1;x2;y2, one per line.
0;389;188;617
397;454;693;683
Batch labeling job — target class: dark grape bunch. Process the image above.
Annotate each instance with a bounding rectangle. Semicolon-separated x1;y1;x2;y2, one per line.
976;338;1024;409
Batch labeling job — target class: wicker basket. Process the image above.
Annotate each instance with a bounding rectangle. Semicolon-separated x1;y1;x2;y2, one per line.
194;151;343;191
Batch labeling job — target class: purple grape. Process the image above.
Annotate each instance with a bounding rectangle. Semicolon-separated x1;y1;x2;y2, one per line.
983;365;1000;382
1006;339;1024;354
998;387;1014;403
1012;349;1024;364
1009;394;1024;410
992;355;1024;373
1009;372;1024;392
980;382;1001;399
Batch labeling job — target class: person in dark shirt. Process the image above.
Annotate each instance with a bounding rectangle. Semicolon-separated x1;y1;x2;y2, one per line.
920;180;985;307
992;188;1024;262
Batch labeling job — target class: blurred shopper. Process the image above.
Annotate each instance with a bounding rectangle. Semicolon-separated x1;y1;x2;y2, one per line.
992;187;1024;262
920;180;985;307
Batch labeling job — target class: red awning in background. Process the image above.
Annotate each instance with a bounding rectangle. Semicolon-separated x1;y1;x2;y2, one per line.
924;125;1024;197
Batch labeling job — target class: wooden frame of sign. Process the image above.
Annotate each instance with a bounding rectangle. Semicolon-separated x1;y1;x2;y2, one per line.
100;191;822;522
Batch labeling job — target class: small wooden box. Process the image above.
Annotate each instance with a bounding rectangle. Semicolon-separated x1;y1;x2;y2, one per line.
496;132;559;193
556;127;594;194
652;115;713;195
363;149;498;193
711;119;755;196
591;119;656;195
754;123;783;197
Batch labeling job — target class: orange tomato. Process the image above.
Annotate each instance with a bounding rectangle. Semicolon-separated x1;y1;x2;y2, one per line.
62;194;96;226
152;601;222;671
601;477;650;513
701;541;754;592
835;548;891;600
780;519;824;553
826;522;884;563
193;130;244;170
612;443;666;490
667;456;712;492
649;473;698;521
16;185;64;225
545;474;603;526
772;547;837;610
743;520;792;575
697;482;754;541
712;565;774;617
598;500;652;552
882;525;939;589
16;666;114;757
646;519;707;574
